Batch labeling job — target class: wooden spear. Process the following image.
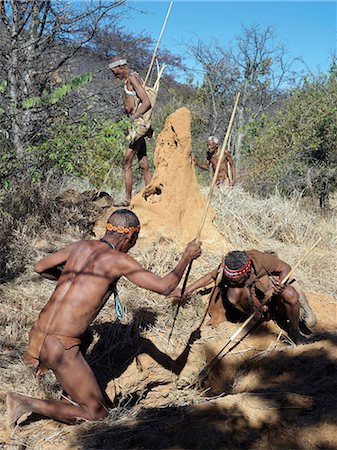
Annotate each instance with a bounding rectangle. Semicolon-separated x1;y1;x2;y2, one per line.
196;92;240;240
197;236;322;382
197;265;223;328
168;92;241;342
143;1;173;87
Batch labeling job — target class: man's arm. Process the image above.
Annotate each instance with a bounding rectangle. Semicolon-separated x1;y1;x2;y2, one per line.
261;253;292;294
184;267;218;296
194;157;210;171
121;240;202;296
170;267;219;300
34;244;75;281
129;73;151;119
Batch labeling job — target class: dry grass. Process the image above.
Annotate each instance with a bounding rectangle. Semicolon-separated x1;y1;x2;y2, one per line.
0;182;336;448
210;186;336;296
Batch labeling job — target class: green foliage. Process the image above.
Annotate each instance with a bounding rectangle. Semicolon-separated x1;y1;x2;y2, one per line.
26;115;130;189
21;73;93;109
0;149;22;189
242;70;337;207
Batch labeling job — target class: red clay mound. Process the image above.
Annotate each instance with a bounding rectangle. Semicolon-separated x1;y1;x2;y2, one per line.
131;107;226;251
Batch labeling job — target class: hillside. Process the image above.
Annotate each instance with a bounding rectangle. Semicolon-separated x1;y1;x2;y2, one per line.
0;109;336;449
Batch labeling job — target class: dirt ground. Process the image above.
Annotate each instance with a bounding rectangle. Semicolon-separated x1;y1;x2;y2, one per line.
1;289;336;450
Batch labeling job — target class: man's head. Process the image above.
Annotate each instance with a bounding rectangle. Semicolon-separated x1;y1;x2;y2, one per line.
223;250;252;287
109;56;128;79
207;136;220;154
105;209;140;251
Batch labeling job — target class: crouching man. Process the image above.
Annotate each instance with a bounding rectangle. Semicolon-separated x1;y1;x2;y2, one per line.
6;209;201;429
173;249;316;345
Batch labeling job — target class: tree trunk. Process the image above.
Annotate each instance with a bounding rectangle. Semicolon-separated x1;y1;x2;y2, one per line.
233;79;249;166
7;1;24;157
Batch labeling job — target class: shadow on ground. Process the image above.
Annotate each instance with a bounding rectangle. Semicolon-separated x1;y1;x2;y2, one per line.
72;330;337;449
85;307;200;407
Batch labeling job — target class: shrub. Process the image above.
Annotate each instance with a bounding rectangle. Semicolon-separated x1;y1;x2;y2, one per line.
242;70;337;208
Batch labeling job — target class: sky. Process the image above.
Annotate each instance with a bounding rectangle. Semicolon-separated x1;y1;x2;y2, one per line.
118;1;336;83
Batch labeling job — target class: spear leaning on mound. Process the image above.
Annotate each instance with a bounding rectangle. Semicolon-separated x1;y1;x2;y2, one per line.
168;92;241;342
196;236;322;384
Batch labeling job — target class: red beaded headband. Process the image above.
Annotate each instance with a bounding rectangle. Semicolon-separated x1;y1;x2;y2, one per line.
223;259;251;279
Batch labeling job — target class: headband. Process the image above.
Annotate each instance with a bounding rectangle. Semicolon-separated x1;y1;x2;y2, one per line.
108;59;127;69
106;223;140;234
223;259;251;279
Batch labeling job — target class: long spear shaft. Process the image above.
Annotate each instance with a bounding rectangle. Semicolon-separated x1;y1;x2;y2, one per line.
196;92;240;241
168;93;241;342
197;265;223;328
143;1;173;87
197;236;322;382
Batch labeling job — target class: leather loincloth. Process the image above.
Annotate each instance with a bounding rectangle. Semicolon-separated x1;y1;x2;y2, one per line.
24;322;81;376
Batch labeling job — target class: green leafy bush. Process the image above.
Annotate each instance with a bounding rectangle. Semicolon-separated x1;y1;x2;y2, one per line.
26;116;130;190
242;70;337;208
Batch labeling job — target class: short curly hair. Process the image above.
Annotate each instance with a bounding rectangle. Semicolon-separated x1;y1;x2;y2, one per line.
106;209;140;235
224;250;249;270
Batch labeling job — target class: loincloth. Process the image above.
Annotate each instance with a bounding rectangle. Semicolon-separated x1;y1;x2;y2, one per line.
24;322;81;376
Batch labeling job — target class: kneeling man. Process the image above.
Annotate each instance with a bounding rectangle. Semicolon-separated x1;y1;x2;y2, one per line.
7;209;201;429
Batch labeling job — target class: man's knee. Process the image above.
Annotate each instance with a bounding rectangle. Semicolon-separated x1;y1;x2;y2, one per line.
282;286;299;306
139;158;149;171
123;155;133;169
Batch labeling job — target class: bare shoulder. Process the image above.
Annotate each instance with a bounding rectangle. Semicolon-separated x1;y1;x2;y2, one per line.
66;240;110;260
129;72;142;85
211;155;218;164
117;252;142;270
246;249;263;259
70;240;97;253
51;240;84;258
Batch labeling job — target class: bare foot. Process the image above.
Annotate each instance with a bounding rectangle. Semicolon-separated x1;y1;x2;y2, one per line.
6;393;30;431
288;330;309;345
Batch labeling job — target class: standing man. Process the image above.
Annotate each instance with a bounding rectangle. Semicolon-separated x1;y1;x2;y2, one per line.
195;136;236;187
109;56;153;206
6;209;202;429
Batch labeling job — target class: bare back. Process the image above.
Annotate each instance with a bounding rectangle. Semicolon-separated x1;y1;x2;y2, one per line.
36;241;128;338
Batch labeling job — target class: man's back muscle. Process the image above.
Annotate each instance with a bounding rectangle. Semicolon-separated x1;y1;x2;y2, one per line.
37;241;125;338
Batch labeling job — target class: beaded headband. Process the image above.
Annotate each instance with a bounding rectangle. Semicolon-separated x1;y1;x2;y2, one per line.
106;223;140;234
108;59;127;69
223;259;251;279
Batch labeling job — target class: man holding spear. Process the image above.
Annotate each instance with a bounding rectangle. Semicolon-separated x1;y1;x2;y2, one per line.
6;209;201;429
108;4;173;205
172;249;317;344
